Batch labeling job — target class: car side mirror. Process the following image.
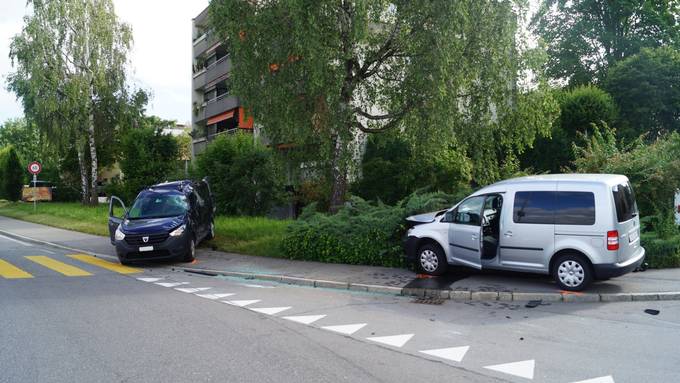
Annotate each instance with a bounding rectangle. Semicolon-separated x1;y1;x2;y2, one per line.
442;211;455;223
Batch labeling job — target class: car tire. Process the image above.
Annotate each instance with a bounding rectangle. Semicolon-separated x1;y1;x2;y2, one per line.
183;237;196;262
552;253;593;291
118;257;133;266
206;221;215;240
417;243;448;276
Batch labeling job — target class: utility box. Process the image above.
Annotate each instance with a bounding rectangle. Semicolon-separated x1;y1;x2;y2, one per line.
675;189;680;225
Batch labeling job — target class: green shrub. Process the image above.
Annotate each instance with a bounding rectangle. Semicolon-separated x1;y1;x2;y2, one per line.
0;146;24;201
281;192;462;267
195;132;284;216
119;127;180;202
641;232;680;269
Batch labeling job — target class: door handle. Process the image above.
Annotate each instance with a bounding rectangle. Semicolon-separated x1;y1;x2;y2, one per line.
504;231;513;237
471;234;478;240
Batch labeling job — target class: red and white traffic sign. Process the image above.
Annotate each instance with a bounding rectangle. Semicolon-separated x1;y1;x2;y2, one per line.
27;161;42;175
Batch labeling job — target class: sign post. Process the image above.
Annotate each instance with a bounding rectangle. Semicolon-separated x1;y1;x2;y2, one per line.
27;161;42;212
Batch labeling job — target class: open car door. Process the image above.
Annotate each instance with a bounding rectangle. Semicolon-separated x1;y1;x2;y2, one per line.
108;196;127;245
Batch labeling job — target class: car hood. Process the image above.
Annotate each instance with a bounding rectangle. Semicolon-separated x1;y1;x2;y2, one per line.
405;210;446;224
121;215;185;234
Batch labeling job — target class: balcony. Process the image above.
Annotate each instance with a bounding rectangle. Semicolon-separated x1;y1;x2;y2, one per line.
192;68;206;90
193;56;232;91
193;32;220;58
195;94;240;124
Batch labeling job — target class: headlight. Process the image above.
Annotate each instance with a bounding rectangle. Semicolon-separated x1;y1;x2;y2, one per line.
169;224;186;237
115;226;125;241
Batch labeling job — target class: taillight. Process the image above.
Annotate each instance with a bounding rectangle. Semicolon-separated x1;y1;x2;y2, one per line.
607;230;619;251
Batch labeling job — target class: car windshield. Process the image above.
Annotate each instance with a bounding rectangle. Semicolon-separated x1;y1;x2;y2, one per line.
127;193;188;220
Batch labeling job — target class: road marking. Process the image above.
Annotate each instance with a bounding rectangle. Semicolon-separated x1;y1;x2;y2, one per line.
0;234;32;246
282;314;327;325
366;334;414;348
223;299;261;307
571;376;615;383
0;259;34;279
419;346;470;362
155;282;189;287
137;277;163;282
484;359;535;380
195;293;235;300
243;284;275;289
175;287;212;293
249;306;292;315
25;256;92;277
321;323;367;335
41;249;56;254
68;254;141;274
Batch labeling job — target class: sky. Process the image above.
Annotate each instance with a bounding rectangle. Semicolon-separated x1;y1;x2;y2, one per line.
0;0;209;125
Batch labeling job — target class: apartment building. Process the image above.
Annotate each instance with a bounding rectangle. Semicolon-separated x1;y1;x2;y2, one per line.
191;6;254;157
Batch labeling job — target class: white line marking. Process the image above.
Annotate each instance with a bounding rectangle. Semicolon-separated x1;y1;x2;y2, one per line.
249;306;292;315
41;249;56;254
175;287;212;293
155;282;189;288
570;376;615;383
243;284;275;289
282;314;327;325
419;346;470;362
195;293;235;300
223;299;261;307
137;277;162;282
321;323;367;335
366;334;414;348
484;360;535;380
0;234;32;246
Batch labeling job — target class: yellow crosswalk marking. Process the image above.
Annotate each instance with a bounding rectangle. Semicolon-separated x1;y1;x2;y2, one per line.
0;259;33;279
25;256;92;277
67;254;141;274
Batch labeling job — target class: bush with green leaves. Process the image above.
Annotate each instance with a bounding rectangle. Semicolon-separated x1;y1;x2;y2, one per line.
195;133;284;216
641;232;680;269
118;127;180;202
0;146;25;201
281;192;464;267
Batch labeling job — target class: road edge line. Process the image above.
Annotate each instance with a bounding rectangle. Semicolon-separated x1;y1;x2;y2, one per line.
0;228;118;261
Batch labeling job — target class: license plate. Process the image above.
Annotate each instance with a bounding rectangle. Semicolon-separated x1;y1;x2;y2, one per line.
629;230;639;243
139;246;154;252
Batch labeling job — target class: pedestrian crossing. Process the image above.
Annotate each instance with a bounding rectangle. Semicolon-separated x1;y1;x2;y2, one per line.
0;254;141;279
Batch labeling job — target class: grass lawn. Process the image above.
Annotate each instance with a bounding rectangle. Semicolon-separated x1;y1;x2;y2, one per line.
0;201;288;258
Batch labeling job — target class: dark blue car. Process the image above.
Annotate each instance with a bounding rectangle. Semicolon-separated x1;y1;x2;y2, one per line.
107;179;215;265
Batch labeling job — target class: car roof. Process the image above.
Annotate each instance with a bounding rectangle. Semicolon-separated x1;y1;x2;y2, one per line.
473;174;629;196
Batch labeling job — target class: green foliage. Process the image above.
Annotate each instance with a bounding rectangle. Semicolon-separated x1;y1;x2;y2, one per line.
641;232;680;269
0;146;25;201
281;192;460;267
532;0;680;85
573;125;680;230
0;118;40;164
604;47;680;140
118;127;180;203
353;133;471;204
210;0;558;205
195;133;284;216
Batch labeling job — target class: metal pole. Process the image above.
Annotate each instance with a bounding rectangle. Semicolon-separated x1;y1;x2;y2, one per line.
33;174;37;212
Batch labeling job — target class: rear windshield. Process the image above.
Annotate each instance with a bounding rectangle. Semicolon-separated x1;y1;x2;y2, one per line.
128;192;188;220
612;182;638;222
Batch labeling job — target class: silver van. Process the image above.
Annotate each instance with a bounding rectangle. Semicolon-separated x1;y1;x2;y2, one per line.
403;174;646;291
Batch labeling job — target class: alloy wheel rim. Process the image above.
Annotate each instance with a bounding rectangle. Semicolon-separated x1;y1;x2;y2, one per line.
420;249;438;272
557;260;585;287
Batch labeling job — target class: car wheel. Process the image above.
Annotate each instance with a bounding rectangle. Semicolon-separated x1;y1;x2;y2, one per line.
206;221;215;240
552;253;593;291
417;243;448;276
118;257;133;266
183;237;196;262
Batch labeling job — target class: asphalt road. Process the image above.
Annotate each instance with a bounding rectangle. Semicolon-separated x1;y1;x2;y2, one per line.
1;234;679;383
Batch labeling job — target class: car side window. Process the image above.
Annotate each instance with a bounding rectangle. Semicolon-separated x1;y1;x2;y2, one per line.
453;196;485;226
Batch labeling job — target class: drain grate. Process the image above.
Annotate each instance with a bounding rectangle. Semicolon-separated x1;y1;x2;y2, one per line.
411;297;445;305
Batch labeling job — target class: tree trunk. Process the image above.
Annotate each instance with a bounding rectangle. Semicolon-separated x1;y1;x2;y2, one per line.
87;111;99;206
328;133;348;213
76;144;89;205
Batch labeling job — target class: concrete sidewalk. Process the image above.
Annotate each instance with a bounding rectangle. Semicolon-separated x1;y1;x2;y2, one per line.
1;215;679;302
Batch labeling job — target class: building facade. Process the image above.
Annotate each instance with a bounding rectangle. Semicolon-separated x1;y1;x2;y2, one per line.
191;6;254;157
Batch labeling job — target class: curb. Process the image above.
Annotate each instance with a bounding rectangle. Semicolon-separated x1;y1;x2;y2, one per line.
176;265;680;303
0;228;118;261
1;226;679;304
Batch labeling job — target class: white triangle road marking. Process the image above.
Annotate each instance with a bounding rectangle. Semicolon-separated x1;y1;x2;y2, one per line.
175;287;212;293
282;315;327;325
137;277;162;282
155;282;189;288
321;323;367;335
366;334;414;348
484;359;535;380
223;299;261;307
419;346;470;362
249;306;292;315
196;293;235;300
571;376;615;383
